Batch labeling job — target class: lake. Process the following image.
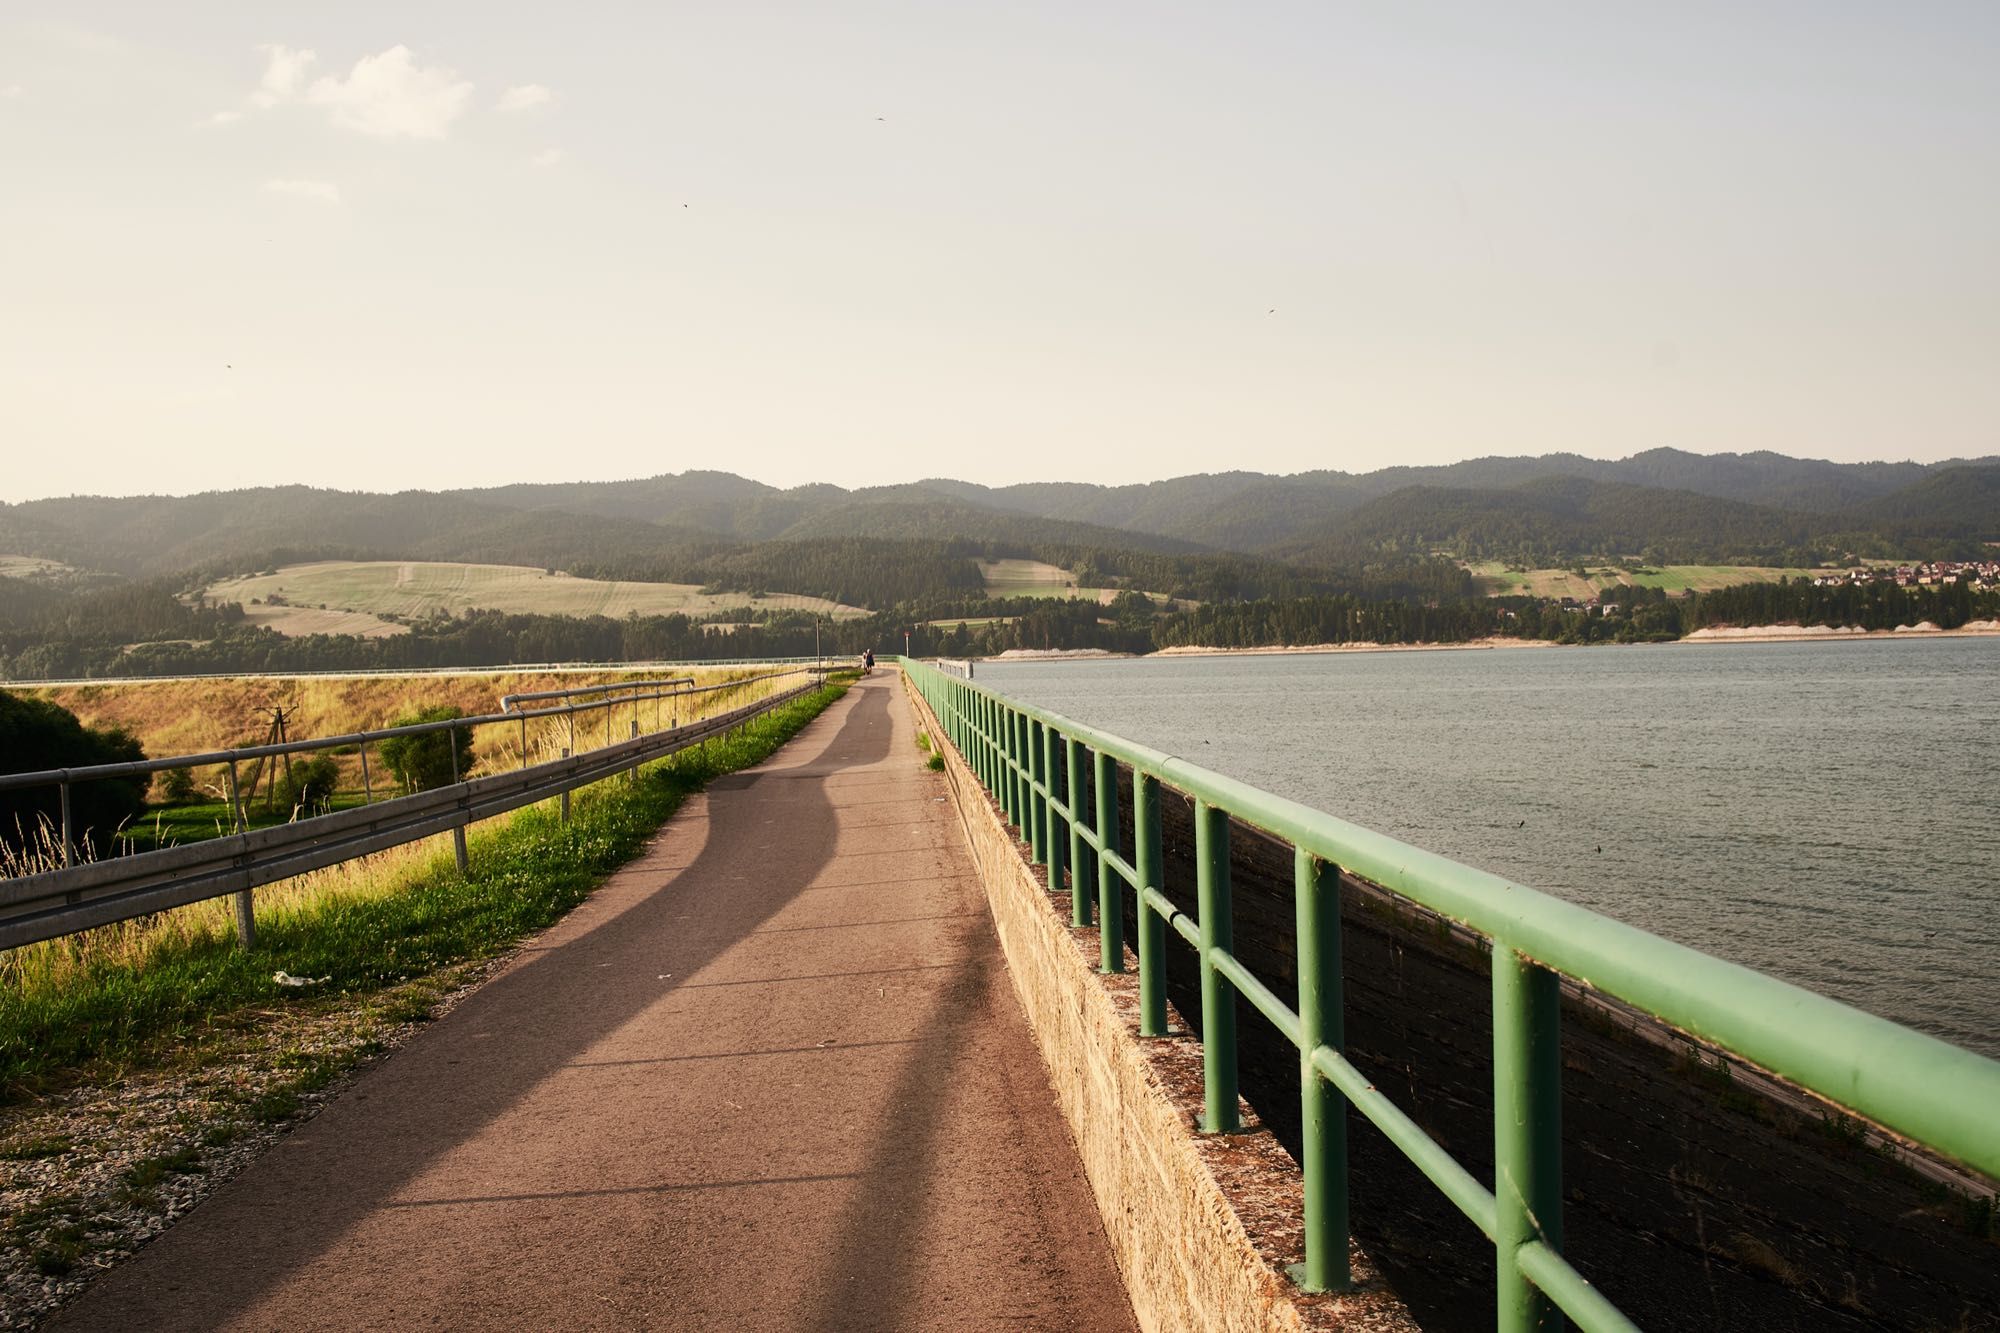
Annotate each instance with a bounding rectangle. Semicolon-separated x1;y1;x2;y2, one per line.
980;638;2000;1059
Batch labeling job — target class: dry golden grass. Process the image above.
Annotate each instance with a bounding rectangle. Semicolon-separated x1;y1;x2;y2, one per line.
18;666;774;795
1;668;810;996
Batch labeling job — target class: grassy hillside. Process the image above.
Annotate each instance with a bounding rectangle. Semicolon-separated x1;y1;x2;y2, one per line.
1467;561;1829;599
23;665;765;771
203;561;869;636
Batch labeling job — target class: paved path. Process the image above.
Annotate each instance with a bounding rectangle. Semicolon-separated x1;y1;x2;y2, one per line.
58;674;1136;1332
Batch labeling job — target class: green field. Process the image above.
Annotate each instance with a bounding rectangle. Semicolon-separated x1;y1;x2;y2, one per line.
203;561;871;637
0;556;76;580
1467;561;1832;599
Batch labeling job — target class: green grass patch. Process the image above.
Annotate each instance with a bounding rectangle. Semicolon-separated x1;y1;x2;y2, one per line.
0;682;848;1101
117;793;371;856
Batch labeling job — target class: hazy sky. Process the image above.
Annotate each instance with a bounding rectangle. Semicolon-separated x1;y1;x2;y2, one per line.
3;2;1995;501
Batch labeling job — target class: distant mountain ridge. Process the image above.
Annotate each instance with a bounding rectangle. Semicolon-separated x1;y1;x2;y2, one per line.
1;450;1993;601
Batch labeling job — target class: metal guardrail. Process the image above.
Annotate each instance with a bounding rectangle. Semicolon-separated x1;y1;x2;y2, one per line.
0;670;824;951
901;657;2000;1333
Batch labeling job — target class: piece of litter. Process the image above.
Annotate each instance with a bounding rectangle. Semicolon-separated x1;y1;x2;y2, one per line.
817;1039;834;1047
272;971;329;987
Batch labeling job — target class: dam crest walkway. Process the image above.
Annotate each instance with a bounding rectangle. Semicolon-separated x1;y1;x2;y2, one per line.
56;673;1136;1332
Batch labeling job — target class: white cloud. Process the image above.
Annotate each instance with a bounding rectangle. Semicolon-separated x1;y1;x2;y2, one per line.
262;178;341;204
203;109;243;127
251;44;316;108
1;85;24;100
305;45;472;139
496;84;552;113
530;147;564;168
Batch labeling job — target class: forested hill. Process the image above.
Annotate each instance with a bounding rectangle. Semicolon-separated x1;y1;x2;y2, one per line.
1;452;1993;615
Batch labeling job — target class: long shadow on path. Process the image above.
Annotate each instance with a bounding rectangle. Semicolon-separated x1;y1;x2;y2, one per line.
58;682;898;1329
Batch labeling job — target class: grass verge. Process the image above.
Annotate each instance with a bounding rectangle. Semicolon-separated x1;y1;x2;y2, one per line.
0;678;849;1102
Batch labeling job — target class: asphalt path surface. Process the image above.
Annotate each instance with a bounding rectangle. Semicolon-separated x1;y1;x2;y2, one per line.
57;673;1136;1331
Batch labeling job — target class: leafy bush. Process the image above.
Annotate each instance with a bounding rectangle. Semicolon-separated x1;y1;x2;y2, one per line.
272;755;340;817
0;690;148;852
376;707;475;794
157;767;198;805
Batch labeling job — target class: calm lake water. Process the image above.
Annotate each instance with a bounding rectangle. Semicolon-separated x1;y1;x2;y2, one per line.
981;639;2000;1059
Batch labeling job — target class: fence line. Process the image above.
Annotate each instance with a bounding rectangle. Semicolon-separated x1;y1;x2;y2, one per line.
902;656;2000;1333
0;669;825;951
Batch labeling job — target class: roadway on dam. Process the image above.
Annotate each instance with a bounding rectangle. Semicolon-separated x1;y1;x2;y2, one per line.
56;672;1136;1332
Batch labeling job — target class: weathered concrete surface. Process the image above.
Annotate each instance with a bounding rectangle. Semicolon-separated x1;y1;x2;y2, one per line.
56;674;1136;1332
905;678;1417;1333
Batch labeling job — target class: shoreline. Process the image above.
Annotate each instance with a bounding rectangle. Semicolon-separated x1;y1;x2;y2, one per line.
983;622;2000;663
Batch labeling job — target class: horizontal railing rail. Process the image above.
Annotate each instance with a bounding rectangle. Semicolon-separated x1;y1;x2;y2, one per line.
0;669;825;951
900;657;2000;1333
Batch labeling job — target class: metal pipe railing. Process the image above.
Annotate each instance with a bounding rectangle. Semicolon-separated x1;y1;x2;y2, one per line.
0;670;827;949
900;657;2000;1333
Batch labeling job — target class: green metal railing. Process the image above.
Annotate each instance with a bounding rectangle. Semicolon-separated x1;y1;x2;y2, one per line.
902;657;2000;1333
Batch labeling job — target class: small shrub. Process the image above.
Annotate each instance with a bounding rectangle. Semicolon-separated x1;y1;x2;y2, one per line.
927;754;945;771
378;707;476;794
158;767;198;804
273;755;340;818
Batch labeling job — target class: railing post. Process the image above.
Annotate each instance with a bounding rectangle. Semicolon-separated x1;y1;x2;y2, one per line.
630;719;640;783
1095;750;1123;972
1042;722;1064;893
1066;737;1091;927
448;723;469;874
1493;943;1564;1332
560;746;572;821
58;780;74;868
1008;704;1024;832
1028;717;1047;865
1134;770;1167;1037
359;739;373;804
1294;849;1351;1292
1195;799;1240;1133
997;702;1014;826
223;760;255;950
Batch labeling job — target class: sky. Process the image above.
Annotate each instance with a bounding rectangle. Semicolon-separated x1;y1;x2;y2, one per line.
2;2;1996;502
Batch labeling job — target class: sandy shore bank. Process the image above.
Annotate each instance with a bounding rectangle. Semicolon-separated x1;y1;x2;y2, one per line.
1151;637;1555;658
1682;619;2000;644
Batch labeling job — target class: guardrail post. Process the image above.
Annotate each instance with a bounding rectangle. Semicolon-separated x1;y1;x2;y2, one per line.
58;780;74;868
448;723;469;874
1095;751;1123;972
1042;722;1064;893
560;747;572;821
223;760;256;949
1493;944;1564;1332
1134;770;1168;1037
629;719;640;784
1195;799;1240;1133
359;740;374;804
1066;737;1091;926
1294;849;1351;1292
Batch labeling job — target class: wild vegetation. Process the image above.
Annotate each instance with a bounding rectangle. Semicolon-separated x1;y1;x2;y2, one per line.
0;677;849;1098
